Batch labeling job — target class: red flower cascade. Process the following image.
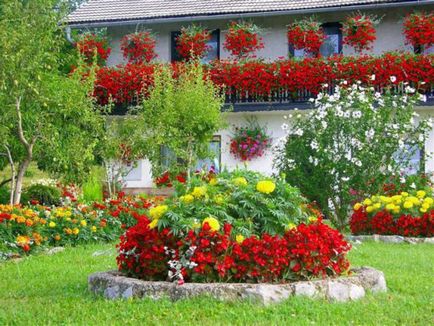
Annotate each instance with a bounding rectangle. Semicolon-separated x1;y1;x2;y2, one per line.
121;32;157;63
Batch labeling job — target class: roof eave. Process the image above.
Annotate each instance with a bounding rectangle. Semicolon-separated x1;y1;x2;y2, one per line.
67;0;434;28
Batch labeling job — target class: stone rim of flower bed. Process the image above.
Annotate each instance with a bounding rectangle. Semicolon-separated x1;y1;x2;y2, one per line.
347;235;434;244
88;266;386;305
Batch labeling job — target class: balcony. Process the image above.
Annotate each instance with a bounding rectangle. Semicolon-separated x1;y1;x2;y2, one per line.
94;53;434;114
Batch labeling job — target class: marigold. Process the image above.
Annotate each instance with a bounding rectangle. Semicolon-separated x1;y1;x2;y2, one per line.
256;180;276;194
149;205;168;220
148;219;159;229
192;186;207;198
202;217;220;232
233;177;248;186
72;228;80;235
353;203;363;211
180;194;194;204
80;220;87;227
236;234;245;244
49;221;56;228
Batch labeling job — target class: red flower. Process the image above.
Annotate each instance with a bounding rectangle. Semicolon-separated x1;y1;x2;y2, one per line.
403;12;434;48
342;14;379;53
176;26;211;61
121;32;157;64
75;33;111;66
287;18;325;56
223;21;264;59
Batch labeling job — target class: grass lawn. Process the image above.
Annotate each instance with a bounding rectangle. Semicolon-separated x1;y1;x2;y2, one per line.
0;242;433;325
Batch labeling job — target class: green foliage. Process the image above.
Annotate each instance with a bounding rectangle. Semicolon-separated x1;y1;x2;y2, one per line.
21;184;61;206
155;170;310;237
137;61;226;178
276;83;432;230
81;166;104;202
0;186;10;204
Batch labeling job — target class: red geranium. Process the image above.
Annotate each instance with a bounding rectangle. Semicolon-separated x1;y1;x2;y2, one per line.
224;21;264;59
230;119;271;161
75;33;111;66
121;31;157;63
403;12;434;49
287;18;325;56
342;14;379;53
176;25;211;61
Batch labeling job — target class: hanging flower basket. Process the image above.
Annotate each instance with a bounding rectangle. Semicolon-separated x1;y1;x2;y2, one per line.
342;13;380;53
230;120;271;161
121;31;157;63
224;21;264;59
287;17;325;56
176;25;211;61
403;12;434;49
75;33;111;66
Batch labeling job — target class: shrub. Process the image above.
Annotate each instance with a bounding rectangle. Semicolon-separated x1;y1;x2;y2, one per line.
81;167;104;202
350;189;434;237
153;170;313;237
22;184;61;206
0;186;10;204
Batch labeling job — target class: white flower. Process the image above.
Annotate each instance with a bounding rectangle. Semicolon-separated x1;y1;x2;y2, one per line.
310;140;319;150
293;128;304;136
410;182;416;189
370;74;376;81
321;121;328;129
390;76;397;83
352;111;362;119
365;128;375;139
342;176;350;182
281;123;289;131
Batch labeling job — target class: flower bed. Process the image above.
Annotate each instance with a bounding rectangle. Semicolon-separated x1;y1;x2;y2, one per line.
350;190;434;237
117;171;351;284
93;53;434;107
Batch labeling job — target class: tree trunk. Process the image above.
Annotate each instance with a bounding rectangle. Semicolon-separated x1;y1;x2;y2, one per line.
4;145;16;205
13;158;31;205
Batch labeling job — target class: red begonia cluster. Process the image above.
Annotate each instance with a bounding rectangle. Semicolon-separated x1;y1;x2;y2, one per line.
223;21;264;59
287;19;325;56
342;14;378;53
93;53;434;106
176;26;211;60
120;32;157;64
75;33;111;66
350;207;434;237
117;219;351;282
403;12;434;48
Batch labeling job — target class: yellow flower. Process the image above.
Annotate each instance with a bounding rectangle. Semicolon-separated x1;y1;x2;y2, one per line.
202;217;220;232
80;220;87;227
236;234;245;244
287;222;297;230
256;180;276;194
353;203;363;211
91;226;97;232
403;201;413;209
408;196;420;205
149;205;168;220
374;203;381;209
392;207;401;214
209;178;218;186
233;177;248;187
385;203;396;211
16;235;30;245
214;194;225;205
421;202;430;210
366;206;374;213
72;228;80;235
363;198;372;206
180;194;194;204
192;186;207;198
64;228;73;235
148;219;159;229
401;192;409;197
416;190;426;199
49;221;56;228
308;216;318;223
424;197;434;205
420;207;427;213
16;216;26;224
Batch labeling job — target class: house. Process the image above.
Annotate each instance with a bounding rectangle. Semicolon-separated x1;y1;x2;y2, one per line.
68;0;434;190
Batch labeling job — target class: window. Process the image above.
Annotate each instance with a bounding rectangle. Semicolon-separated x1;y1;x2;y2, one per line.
289;22;342;58
160;136;222;173
171;29;220;63
394;144;424;175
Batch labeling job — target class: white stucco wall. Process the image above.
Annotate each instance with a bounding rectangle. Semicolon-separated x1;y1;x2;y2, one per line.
99;5;434;188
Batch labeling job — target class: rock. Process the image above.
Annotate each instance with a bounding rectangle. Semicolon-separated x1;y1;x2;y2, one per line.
88;267;387;305
46;247;65;255
424;238;434;244
92;249;113;257
348;235;434;244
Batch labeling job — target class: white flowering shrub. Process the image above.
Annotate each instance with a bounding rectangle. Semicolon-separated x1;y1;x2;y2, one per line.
275;82;432;230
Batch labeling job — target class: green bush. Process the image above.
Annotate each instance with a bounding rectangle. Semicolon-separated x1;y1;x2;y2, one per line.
153;169;312;237
0;186;10;204
22;184;61;206
81;166;104;202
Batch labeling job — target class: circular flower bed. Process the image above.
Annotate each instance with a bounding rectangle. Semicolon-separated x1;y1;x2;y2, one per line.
117;171;352;283
230;120;271;161
350;190;434;237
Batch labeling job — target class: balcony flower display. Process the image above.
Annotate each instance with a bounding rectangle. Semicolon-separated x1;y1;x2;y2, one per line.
117;171;351;283
230;119;271;161
75;33;111;66
176;25;211;60
223;21;264;59
120;31;157;63
287;17;325;56
403;12;434;49
342;14;380;53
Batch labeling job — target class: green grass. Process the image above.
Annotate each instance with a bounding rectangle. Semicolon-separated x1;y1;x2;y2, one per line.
0;242;433;325
0;163;50;188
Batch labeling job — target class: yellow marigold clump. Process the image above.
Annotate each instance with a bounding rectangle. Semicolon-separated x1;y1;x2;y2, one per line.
192;186;207;198
180;194;194;204
202;217;220;231
256;180;276;194
149;205;168;220
233;177;248;186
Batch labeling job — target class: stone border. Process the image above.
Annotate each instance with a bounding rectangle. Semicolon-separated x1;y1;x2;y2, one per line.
88;267;386;305
347;235;434;244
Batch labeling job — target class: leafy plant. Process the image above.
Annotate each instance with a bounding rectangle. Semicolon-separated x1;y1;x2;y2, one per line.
22;184;61;206
81;166;104;202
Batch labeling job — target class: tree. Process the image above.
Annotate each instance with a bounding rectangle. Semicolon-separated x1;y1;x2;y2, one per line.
136;62;226;180
275;82;432;230
0;0;103;204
